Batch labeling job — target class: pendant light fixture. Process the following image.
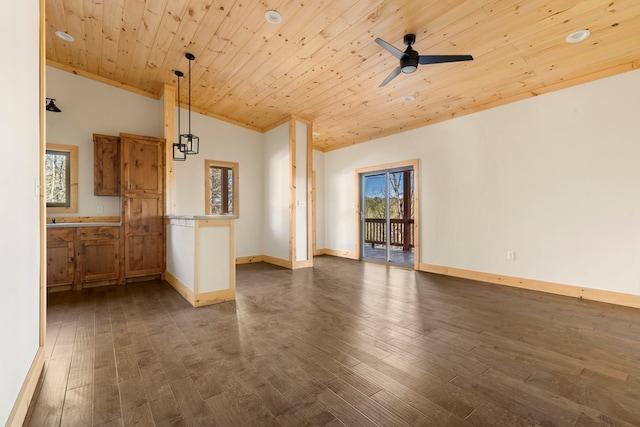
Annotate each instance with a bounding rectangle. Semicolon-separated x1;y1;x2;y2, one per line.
45;98;62;112
172;70;186;161
172;52;199;161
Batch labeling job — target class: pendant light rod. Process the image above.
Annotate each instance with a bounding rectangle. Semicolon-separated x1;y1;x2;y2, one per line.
175;70;183;139
186;53;195;135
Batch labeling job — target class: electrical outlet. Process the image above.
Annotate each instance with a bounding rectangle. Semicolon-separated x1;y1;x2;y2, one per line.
507;250;516;261
97;205;104;214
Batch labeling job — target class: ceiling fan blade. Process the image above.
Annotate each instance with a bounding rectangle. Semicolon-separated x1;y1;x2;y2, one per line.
379;67;402;87
418;54;474;65
375;38;404;59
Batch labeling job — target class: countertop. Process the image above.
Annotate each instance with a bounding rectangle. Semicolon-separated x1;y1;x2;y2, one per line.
165;215;238;220
47;222;122;228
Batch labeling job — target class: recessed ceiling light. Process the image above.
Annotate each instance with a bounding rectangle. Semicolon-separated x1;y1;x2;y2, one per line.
565;29;590;44
55;31;74;42
265;10;283;24
403;95;416;102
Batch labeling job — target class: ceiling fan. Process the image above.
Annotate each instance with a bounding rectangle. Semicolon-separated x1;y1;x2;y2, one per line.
375;33;473;87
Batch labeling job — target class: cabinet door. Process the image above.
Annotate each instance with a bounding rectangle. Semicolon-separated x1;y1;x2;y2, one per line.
78;227;119;285
47;228;75;288
94;134;121;196
121;133;164;194
123;194;164;277
121;133;165;279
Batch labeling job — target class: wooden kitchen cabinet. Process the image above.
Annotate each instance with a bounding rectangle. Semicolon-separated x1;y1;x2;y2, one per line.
77;227;120;287
120;133;165;280
46;226;120;290
94;134;121;196
46;228;76;290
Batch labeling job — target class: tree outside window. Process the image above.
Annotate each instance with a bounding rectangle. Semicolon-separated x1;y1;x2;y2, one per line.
45;144;78;213
205;160;238;215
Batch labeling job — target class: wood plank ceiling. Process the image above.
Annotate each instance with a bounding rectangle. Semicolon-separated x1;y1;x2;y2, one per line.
45;0;640;152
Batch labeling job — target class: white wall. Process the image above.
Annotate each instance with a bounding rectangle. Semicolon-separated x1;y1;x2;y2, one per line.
173;108;264;257
313;150;325;251
324;69;640;296
46;67;163;217
0;1;41;424
263;124;291;260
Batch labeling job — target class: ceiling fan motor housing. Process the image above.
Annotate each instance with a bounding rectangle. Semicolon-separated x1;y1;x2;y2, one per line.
401;48;419;73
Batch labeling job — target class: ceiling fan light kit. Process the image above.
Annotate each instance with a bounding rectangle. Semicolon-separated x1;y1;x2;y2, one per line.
172;53;199;161
376;33;473;87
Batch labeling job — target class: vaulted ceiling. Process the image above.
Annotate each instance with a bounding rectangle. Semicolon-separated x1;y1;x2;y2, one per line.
45;0;640;151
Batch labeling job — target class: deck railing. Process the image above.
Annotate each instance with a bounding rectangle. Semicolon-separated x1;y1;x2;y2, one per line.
364;218;414;250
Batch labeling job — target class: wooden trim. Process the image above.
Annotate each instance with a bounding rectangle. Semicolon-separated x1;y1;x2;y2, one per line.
292;259;313;269
419;263;640;310
164;270;196;306
45;143;78;213
236;255;264;264
288;118;296;266
312;171;317;256
47;60;160;99
6;347;45;427
45;216;120;223
194;288;236;307
185;102;262;133
263;255;293;269
163;84;176;215
262;116;292;133
307;124;314;267
355;159;420;270
39;0;47;350
317;249;358;260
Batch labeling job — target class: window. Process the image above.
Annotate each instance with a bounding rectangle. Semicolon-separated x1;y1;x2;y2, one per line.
205;160;238;215
45;143;78;213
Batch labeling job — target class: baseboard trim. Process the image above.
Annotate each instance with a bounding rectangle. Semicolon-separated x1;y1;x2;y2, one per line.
236;255;264;264
262;255;293;269
6;346;45;427
316;248;358;260
194;288;236;307
164;271;196;306
292;259;313;269
419;263;640;309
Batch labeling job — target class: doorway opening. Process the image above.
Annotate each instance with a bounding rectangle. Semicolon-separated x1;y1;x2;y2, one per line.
359;165;415;267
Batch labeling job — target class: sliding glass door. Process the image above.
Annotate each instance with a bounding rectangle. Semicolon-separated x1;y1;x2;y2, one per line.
360;167;414;266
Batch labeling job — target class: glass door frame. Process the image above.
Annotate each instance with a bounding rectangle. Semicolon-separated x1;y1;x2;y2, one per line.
359;165;415;267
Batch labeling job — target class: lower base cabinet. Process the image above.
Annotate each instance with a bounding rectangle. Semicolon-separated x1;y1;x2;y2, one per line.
46;226;120;290
46;228;75;290
78;227;120;287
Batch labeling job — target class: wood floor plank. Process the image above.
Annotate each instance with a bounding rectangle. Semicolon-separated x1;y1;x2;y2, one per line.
26;256;640;427
60;384;92;427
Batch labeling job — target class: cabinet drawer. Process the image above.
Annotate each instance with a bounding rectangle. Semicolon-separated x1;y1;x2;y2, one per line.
78;227;119;241
47;228;75;244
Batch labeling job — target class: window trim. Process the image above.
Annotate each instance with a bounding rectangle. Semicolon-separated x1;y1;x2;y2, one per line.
45;143;78;213
204;159;239;216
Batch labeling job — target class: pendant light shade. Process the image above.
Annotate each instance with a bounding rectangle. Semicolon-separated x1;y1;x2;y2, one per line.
172;53;199;161
46;98;62;112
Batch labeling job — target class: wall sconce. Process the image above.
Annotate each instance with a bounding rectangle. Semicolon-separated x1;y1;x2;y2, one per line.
45;98;62;112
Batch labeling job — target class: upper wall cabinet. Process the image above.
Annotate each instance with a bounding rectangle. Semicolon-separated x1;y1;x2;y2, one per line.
121;133;164;194
93;134;121;196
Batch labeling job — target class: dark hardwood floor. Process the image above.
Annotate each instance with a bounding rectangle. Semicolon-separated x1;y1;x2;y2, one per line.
25;256;640;426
